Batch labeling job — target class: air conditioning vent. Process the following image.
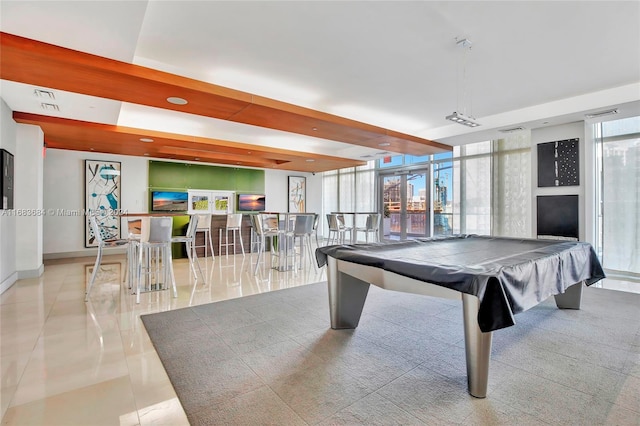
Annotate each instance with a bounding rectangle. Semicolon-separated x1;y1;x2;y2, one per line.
40;102;59;111
585;109;618;118
34;89;55;99
499;126;525;133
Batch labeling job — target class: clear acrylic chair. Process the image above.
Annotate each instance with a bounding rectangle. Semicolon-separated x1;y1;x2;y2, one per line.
85;214;129;301
219;213;245;256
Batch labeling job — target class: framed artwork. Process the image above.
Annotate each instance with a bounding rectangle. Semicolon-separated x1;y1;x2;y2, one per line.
85;160;121;247
188;191;210;213
187;189;234;214
214;195;229;214
1;149;14;210
288;176;306;212
537;138;580;187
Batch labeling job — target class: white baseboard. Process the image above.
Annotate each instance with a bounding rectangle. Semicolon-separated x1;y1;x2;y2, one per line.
44;248;126;260
0;271;18;295
17;264;45;279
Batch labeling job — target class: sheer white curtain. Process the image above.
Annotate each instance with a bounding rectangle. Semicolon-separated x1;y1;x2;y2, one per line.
452;134;531;237
453;142;491;235
321;162;376;239
596;116;640;275
492;134;531;237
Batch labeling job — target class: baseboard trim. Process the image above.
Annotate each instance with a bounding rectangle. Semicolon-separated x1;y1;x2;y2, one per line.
0;271;18;295
44;248;126;260
17;264;45;279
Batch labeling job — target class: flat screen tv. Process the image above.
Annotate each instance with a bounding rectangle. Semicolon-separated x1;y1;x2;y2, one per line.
151;191;188;212
237;194;266;212
536;195;579;239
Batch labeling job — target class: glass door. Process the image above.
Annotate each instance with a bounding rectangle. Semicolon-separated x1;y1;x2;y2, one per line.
380;171;430;240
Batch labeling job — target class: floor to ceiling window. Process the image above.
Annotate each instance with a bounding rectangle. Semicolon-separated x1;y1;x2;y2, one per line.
452;133;531;237
594;116;640;277
322;135;530;242
321;162;376;236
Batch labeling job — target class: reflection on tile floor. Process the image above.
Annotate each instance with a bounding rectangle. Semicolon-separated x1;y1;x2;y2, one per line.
1;247;637;424
1;250;326;425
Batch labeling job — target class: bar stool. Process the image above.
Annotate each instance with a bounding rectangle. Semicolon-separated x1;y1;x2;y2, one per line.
135;216;176;303
193;214;214;258
171;214;205;282
249;214;279;274
219;213;245;256
293;214;316;269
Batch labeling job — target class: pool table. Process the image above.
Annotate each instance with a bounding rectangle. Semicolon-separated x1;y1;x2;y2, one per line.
315;234;605;398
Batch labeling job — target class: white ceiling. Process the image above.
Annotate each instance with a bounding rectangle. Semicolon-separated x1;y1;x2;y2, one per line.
1;1;639;159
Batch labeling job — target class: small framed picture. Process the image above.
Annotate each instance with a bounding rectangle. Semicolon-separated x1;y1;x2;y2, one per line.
288;176;306;212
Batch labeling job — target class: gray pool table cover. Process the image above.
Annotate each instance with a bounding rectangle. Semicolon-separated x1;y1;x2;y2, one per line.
316;235;605;332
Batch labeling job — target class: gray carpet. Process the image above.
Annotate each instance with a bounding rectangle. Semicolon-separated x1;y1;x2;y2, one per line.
141;282;640;425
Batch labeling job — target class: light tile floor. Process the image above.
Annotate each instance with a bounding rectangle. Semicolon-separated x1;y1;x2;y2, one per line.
0;247;637;425
1;249;326;425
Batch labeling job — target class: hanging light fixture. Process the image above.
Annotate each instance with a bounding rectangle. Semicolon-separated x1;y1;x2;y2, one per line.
446;38;481;127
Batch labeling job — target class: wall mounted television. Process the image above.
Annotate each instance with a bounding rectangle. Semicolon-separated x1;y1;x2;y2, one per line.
151;191;188;212
536;195;579;239
237;194;266;212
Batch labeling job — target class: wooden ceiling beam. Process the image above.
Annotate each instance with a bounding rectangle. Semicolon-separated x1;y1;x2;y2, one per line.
1;32;451;158
13;112;365;172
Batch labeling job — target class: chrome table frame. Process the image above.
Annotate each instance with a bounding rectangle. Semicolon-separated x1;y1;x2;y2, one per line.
325;256;583;398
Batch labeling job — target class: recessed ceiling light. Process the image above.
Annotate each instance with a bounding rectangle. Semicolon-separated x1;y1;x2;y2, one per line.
312;127;318;131
306;159;315;162
167;97;188;105
90;148;95;151
143;153;149;156
140;138;154;143
378;142;391;147
195;157;200;160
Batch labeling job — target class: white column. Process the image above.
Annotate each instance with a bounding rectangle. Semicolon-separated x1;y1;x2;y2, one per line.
15;124;44;277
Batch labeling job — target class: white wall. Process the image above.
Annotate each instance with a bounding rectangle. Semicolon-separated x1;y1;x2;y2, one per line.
15;124;44;277
43;149;323;256
43;149;149;256
0;98;18;293
531;121;589;242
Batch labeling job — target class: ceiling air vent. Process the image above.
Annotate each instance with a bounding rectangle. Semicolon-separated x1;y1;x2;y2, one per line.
499;126;525;133
34;89;55;99
40;102;59;111
585;109;618;119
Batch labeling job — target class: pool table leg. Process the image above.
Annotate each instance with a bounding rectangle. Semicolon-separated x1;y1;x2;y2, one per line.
554;281;583;309
327;257;370;329
462;293;493;398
